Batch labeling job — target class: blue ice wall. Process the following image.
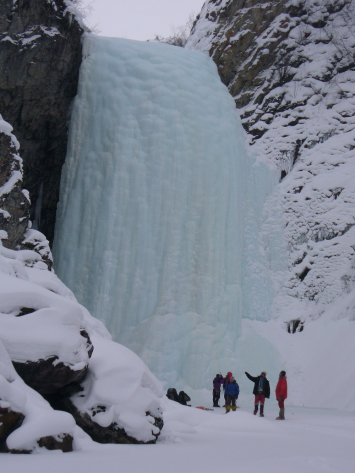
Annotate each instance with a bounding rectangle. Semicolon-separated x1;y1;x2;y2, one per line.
53;36;266;389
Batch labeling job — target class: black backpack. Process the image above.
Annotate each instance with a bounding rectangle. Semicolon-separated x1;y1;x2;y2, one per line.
166;388;179;402
178;391;191;405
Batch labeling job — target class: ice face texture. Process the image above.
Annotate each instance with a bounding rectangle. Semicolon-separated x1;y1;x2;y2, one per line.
53;36;249;389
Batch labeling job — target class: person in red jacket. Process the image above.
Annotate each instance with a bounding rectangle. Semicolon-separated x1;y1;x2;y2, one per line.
275;370;287;420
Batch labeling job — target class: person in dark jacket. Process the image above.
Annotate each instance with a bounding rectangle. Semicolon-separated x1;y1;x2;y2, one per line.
225;377;240;413
275;371;287;420
245;371;270;417
212;374;224;407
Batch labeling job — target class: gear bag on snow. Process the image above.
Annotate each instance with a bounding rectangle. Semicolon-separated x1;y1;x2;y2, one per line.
166;388;179;402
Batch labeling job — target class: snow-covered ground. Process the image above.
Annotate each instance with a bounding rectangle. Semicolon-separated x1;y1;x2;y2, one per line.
2;398;355;472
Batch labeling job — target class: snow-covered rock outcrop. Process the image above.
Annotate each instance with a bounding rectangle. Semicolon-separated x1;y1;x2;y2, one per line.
0;240;164;446
0;118;164;450
0;236;164;448
55;334;164;444
188;0;355;323
0;116;30;249
0;338;75;453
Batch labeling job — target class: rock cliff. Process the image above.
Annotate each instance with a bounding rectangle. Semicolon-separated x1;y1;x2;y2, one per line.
0;0;83;243
0;117;29;249
187;0;355;322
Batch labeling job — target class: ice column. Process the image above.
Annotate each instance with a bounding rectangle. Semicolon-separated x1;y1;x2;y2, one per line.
53;36;248;389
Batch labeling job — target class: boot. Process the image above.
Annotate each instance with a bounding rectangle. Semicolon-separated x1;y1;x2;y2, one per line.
259;404;264;417
253;404;258;415
232;405;236;411
225;405;230;414
276;408;285;420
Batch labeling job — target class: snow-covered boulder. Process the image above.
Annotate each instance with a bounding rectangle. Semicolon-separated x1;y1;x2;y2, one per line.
0;236;165;442
56;334;164;444
0;239;165;446
0;243;93;395
0;339;75;453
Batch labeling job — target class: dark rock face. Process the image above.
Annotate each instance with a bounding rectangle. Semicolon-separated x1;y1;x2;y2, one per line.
37;433;73;452
0;0;83;243
0;131;30;249
0;124;54;265
191;0;290;106
19;231;53;270
188;0;355;311
80;329;94;358
188;0;355;157
11;328;93;395
13;357;89;396
0;407;25;451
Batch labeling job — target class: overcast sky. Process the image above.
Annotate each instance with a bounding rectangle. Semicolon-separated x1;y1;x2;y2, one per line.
80;0;205;41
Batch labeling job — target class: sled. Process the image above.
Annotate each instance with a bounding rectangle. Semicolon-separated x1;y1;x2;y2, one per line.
196;406;214;411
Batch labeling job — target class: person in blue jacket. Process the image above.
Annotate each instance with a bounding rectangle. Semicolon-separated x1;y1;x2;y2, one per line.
225;377;239;413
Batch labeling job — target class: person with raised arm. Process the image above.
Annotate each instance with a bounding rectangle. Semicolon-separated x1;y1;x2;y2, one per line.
245;371;270;417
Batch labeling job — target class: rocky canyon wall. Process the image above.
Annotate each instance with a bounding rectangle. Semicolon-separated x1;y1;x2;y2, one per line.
187;0;355;321
0;0;83;243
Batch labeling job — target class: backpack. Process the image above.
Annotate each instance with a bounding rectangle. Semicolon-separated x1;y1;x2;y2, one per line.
178;391;191;405
166;388;179;402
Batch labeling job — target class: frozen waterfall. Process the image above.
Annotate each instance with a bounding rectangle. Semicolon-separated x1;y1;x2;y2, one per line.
53;36;271;389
